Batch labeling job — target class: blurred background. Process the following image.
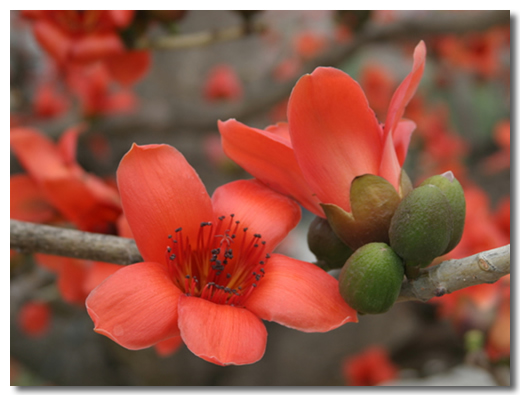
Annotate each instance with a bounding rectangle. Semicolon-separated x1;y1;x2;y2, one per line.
10;10;510;386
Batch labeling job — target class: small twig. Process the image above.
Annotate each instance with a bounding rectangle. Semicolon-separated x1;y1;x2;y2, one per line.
398;245;510;303
135;23;266;50
10;220;510;303
10;219;142;265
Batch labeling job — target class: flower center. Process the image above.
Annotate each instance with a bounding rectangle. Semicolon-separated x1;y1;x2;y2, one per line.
164;214;270;307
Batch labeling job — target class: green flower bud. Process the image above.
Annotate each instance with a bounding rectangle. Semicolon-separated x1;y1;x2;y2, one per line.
338;242;404;315
389;184;453;270
420;171;466;254
307;216;354;270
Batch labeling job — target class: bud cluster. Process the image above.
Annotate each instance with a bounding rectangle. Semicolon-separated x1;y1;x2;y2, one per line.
308;171;466;315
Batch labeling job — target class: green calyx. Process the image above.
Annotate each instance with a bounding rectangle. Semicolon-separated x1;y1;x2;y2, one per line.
321;173;403;250
307;216;354;270
338;242;404;315
419;171;466;254
389;184;453;270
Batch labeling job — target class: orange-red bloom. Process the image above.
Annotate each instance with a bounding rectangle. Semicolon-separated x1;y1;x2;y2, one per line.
204;64;243;102
343;346;398;386
219;41;426;217
18;301;51;338
86;144;356;365
10;125;122;233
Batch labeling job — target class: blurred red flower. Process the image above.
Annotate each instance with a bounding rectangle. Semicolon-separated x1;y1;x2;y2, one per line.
18;301;51;338
343;346;398;386
204;64;243;102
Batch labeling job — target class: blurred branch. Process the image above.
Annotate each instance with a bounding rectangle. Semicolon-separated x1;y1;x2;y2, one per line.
10;220;142;265
11;220;510;303
136;23;266;50
398;245;510;303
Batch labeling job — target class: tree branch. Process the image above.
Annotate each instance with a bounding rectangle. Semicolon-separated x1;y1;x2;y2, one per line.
11;220;510;303
10;219;142;265
397;245;510;303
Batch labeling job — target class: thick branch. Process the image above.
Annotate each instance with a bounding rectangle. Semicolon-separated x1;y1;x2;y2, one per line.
11;220;510;303
397;245;510;303
10;220;142;265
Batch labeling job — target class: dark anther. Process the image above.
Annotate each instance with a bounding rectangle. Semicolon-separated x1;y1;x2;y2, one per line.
218;216;225;221
175;227;182;232
252;283;257;287
260;268;265;273
230;214;235;217
168;235;172;239
167;246;171;252
235;220;240;224
170;254;176;260
256;275;261;281
254;244;259;248
259;261;265;265
243;227;248;231
266;254;271;258
254;233;261;238
226;273;231;278
262;241;266;245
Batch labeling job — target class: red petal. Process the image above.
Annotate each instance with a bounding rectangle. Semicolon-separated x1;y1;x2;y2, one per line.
178;295;267;365
288;67;383;212
218;119;323;217
86;262;182;350
10;174;56;223
117;144;213;264
83;261;122;295
211;179;301;252
384;41;426;140
245;254;358;332
18;301;51;338
32;20;72;63
154;336;183;357
10;127;70;182
107;10;135;28
57;124;85;168
57;258;90;305
392;119;416;166
105;51;151;87
71;33;125;63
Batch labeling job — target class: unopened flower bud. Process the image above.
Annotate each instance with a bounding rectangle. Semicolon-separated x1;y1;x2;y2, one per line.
389;184;453;272
339;242;404;314
307;216;353;270
419;171;466;254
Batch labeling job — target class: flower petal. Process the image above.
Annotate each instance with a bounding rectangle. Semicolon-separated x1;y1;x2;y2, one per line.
32;20;71;63
117;144;213;264
392;119;416;166
105;51;151;87
10;174;56;223
218;119;323;216
86;262;182;350
384;41;426;140
178;295;267;365
288;67;383;212
245;254;358;332
83;261;122;295
211;178;301;252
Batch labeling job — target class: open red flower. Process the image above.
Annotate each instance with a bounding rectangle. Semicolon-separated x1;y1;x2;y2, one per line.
343;346;398;386
204;64;243;102
218;41;426;217
86;144;356;365
22;10;150;87
10;125;122;233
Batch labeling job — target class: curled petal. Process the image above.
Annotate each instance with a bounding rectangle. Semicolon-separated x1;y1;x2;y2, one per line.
211;178;301;252
288;67;383;212
178;295;267;366
117;144;213;264
86;262;182;350
384;41;426;140
245;254;358;332
218;119;323;216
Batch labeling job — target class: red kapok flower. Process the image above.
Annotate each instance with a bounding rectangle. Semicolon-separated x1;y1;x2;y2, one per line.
218;41;426;218
18;301;51;338
343;346;398;386
10;125;122;233
86;144;356;366
204;64;243;102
